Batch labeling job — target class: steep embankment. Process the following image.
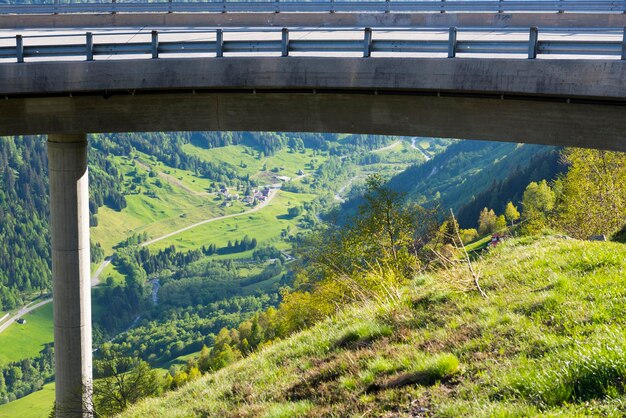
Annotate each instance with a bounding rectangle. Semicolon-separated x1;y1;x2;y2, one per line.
123;236;626;417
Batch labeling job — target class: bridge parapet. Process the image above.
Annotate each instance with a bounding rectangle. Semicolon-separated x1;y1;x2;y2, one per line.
1;1;626;15
1;27;626;63
2;1;626;29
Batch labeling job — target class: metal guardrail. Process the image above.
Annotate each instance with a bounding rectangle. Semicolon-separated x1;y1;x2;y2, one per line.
0;27;626;63
1;27;625;62
0;1;625;15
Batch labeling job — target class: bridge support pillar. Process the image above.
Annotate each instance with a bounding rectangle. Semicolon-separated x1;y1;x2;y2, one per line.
47;134;92;417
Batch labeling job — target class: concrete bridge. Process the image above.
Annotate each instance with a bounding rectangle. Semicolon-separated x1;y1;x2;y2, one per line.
0;4;624;416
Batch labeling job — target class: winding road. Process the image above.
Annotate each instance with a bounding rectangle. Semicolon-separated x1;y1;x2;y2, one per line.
0;298;53;334
334;175;363;203
410;138;432;161
0;256;113;334
0;188;280;335
141;186;279;247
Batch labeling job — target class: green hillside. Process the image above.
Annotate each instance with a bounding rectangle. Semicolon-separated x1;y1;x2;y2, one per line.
122;236;626;417
0;133;557;414
0;303;53;366
386;141;564;227
0;383;54;418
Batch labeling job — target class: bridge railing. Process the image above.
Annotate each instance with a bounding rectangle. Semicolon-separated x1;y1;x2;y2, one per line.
0;1;625;15
1;27;624;62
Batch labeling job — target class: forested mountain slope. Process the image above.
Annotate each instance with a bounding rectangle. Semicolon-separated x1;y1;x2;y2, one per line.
0;136;125;311
0;132;397;311
388;141;564;227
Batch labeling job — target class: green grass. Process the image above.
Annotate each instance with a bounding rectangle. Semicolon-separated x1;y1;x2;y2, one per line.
90;146;326;254
0;297;109;367
0;382;54;418
147;190;317;252
153;350;204;377
97;262;126;287
183;144;327;181
0;303;53;366
122;237;626;417
465;234;493;252
91;155;242;254
372;140;429;165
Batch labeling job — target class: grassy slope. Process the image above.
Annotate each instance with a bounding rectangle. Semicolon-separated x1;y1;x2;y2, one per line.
0;383;54;418
123;237;626;417
0;303;53;366
91;154;241;254
147;190;316;253
182;144;326;181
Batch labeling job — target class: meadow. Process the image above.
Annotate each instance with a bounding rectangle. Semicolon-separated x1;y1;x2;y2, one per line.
147;190;317;253
0;303;53;366
91;154;244;253
182;143;327;181
0;383;54;418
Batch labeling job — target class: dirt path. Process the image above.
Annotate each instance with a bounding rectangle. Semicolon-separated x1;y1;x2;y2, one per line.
372;140;401;153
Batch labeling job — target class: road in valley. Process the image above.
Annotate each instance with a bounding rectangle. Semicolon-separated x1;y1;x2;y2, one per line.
0;298;53;334
334;175;363;203
0;183;283;335
91;257;113;287
141;186;280;247
410;137;432;161
0;256;113;335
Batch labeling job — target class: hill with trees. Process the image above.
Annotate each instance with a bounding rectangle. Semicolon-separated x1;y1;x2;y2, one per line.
114;147;626;417
121;234;626;417
0;131;438;410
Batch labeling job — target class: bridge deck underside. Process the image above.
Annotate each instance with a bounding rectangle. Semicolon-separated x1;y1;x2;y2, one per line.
0;91;623;151
0;57;623;151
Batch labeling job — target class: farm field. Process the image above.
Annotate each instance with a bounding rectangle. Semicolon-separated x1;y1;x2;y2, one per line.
0;303;53;366
91;154;245;253
182;143;327;181
147;190;317;253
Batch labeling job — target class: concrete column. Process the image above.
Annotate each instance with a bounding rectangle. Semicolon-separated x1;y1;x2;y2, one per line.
47;134;93;417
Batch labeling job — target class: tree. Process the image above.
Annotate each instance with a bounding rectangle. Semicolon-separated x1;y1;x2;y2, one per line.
287;206;302;218
555;149;626;239
522;180;555;215
288;174;434;327
521;180;555;234
504;202;520;227
459;228;478;244
93;354;161;416
355;174;420;267
495;215;507;231
478;208;498;235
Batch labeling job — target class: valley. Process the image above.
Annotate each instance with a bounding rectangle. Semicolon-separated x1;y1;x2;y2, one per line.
0;133;437;416
1;130;619;417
